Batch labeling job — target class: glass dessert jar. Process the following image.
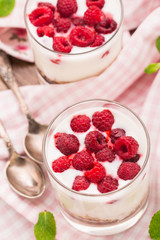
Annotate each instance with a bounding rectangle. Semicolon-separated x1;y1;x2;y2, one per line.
43;99;150;235
24;0;123;84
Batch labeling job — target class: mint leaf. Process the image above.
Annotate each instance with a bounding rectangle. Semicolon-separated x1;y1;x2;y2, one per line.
0;0;15;17
34;211;56;240
149;210;160;240
144;63;160;74
156;37;160;53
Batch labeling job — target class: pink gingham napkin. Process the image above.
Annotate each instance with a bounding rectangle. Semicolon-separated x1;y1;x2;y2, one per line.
0;2;160;240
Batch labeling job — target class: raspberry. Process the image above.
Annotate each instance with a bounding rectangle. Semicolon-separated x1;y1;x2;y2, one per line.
52;156;71;172
117;162;141;180
57;0;78;17
53;36;73;53
86;0;105;9
54;17;71;33
90;34;105;47
72;150;94;170
110;128;126;143
85;131;107;153
95;18;117;34
38;2;55;13
125;154;140;163
95;147;115;162
29;6;54;27
83;6;104;26
92;109;114;131
97;176;118;193
70;26;95;47
37;25;55;37
114;136;139;160
84;162;106;183
70;115;91;132
72;176;90;191
101;49;109;58
71;17;85;26
55;132;79;155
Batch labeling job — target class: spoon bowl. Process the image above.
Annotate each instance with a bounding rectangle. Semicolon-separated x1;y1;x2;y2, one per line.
5;152;45;198
0;120;46;199
24;119;47;164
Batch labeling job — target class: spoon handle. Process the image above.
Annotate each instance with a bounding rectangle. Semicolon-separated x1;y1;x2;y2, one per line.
0;50;32;121
0;120;15;156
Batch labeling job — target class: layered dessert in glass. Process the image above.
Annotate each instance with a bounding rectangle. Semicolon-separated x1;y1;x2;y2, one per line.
24;0;123;83
43;99;150;235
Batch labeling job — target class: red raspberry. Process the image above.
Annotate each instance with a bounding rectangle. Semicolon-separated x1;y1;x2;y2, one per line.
125;154;140;163
72;176;90;191
90;34;105;47
117;162;141;180
70;115;91;132
29;6;54;27
110;128;126;143
84;162;106;183
95;147;115;162
55;132;79;155
84;6;104;26
52;156;71;172
72;150;94;170
53;36;73;53
95;18;117;34
71;17;85;26
97;176;118;193
85;131;107;153
114;136;139;160
57;0;78;17
54;17;71;33
38;2;55;13
70;26;95;47
86;0;105;9
101;49;109;58
92;109;114;131
37;25;55;37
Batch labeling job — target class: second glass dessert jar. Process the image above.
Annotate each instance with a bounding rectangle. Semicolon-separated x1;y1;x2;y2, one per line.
43;99;150;236
24;0;123;84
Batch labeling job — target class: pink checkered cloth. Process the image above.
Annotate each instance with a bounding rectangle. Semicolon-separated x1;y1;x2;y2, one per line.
0;1;160;239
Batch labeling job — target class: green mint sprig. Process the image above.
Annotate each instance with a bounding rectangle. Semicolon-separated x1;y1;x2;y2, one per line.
156;37;160;53
34;211;56;240
144;63;160;74
145;37;160;74
149;210;160;239
0;0;15;17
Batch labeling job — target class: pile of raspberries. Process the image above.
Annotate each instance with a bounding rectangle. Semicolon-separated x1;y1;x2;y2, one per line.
28;0;117;53
52;109;141;194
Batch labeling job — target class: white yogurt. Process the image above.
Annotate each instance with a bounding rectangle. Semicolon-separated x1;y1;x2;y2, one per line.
25;0;123;83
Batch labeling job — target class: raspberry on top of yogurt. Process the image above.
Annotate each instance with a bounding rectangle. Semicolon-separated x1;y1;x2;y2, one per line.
50;109;142;194
28;0;118;53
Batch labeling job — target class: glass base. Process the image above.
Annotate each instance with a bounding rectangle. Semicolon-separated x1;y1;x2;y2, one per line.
61;198;148;236
36;69;53;85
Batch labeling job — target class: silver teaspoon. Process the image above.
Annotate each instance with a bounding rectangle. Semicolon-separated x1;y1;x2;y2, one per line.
0;51;47;164
0;121;45;198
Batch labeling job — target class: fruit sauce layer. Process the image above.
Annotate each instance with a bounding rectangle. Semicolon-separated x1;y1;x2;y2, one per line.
27;0;121;53
47;107;147;195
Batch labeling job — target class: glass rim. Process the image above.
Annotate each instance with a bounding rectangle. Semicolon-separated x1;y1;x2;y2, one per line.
24;0;123;56
43;99;150;197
